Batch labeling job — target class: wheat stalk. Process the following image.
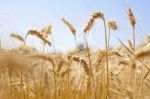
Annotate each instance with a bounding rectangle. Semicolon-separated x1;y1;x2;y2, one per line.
128;40;134;51
100;12;110;98
92;12;110;97
83;11;110;98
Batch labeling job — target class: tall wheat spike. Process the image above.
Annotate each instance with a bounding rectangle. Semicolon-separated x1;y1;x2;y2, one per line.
85;11;105;98
62;18;76;35
128;8;137;98
62;18;77;48
128;8;136;50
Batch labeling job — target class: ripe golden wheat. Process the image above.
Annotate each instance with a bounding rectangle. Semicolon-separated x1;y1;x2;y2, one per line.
0;8;150;99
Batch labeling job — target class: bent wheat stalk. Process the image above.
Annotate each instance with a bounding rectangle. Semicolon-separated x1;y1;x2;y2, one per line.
83;11;110;98
92;11;109;97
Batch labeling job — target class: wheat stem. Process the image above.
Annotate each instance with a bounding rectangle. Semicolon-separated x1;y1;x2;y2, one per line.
133;27;135;50
83;35;96;99
9;73;12;99
51;35;56;52
108;27;111;50
39;45;45;98
51;60;57;99
67;61;71;99
73;35;77;49
103;18;109;98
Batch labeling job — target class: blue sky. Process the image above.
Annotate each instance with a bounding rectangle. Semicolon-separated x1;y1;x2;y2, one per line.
0;0;150;51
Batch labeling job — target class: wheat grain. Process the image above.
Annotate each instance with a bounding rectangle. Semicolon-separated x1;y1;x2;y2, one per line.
26;30;51;46
84;18;94;33
92;11;104;19
108;21;117;30
62;18;76;35
128;8;136;49
128;9;136;29
10;33;25;42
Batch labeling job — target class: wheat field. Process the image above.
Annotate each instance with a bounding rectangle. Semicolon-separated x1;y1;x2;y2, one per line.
0;9;150;99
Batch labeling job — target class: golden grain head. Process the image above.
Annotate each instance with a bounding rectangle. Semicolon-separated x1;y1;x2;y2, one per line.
83;11;103;33
71;56;90;75
108;21;117;30
27;29;51;46
92;11;104;19
128;8;136;28
84;18;94;33
41;25;52;35
28;29;40;35
27;29;42;39
10;33;25;42
62;18;76;35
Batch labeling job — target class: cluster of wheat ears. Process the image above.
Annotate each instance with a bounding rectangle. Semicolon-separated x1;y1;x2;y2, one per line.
0;8;150;99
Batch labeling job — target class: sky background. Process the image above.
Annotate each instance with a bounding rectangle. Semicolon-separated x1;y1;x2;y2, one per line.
0;0;150;52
